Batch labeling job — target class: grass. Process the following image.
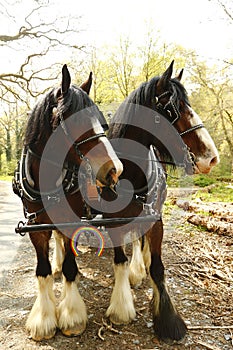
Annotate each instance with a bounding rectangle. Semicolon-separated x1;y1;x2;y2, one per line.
191;182;233;202
0;175;13;182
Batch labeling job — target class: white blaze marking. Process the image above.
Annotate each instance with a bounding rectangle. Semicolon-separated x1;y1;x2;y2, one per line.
188;107;219;173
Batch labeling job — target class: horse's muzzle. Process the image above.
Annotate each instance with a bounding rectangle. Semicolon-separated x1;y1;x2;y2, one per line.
97;160;123;187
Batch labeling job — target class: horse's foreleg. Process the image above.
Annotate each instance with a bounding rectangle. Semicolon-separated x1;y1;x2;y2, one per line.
52;230;64;279
26;231;57;341
129;232;147;287
57;236;87;336
148;220;187;341
106;245;136;324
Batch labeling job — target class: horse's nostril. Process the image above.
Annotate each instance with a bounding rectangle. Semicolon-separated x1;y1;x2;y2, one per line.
109;168;116;176
106;167;117;185
210;156;219;167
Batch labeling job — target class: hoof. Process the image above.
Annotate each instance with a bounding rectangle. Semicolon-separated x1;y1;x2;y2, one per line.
61;322;86;337
106;307;136;325
129;270;144;288
108;314;130;325
28;327;57;342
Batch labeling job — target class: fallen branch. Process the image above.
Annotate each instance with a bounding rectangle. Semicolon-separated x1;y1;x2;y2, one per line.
188;214;233;236
196;340;222;350
98;326;105;341
176;200;233;219
0;292;17;298
188;325;233;330
96;318;122;341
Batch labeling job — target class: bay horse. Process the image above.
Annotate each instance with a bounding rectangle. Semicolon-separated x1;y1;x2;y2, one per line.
13;65;123;341
101;61;219;341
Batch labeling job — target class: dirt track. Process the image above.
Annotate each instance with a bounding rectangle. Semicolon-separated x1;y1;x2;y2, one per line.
0;187;232;350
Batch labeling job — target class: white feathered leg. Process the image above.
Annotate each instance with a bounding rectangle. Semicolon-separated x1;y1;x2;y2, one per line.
26;275;57;341
106;262;136;324
57;277;87;336
129;238;147;287
52;231;64;279
142;235;151;272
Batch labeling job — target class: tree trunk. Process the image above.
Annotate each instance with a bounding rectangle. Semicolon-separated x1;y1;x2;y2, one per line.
6;129;12;162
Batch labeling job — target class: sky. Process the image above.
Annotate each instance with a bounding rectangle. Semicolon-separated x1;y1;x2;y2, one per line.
56;0;233;63
1;0;233;74
0;0;233;81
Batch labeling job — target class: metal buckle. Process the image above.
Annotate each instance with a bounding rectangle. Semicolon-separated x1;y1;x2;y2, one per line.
26;212;37;223
154;114;160;123
142;202;155;215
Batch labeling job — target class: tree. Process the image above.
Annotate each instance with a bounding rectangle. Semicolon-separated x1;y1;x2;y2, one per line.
187;55;233;175
0;0;85;173
0;0;83;105
109;38;137;99
214;0;233;23
139;36;188;83
86;48;120;105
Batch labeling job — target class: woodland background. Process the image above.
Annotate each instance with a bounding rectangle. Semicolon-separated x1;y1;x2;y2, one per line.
1;0;233;184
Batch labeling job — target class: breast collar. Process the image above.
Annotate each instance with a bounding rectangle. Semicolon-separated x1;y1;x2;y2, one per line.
13;146;82;204
115;146;166;215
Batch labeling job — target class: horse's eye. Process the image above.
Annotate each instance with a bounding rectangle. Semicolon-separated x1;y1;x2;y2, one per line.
179;100;185;111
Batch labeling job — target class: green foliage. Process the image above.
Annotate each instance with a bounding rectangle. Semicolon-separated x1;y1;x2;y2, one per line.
192;182;233;202
166;168;195;187
0;175;13;182
193;174;215;187
0;157;17;176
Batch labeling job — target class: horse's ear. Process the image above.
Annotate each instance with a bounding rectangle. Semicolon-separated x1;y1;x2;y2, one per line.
176;69;184;81
80;72;93;95
61;64;71;94
157;60;174;90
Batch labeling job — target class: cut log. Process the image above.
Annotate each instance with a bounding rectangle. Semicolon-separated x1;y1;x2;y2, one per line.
187;214;233;236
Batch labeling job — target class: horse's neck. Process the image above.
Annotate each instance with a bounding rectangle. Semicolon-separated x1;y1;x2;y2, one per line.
120;148;152;191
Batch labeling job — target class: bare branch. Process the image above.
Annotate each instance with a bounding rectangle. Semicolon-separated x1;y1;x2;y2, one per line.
217;0;233;21
0;1;84;102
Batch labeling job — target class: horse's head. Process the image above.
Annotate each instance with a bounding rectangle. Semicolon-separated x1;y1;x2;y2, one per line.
152;61;219;174
52;65;123;186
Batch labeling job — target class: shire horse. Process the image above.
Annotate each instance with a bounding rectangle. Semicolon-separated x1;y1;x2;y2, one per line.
101;61;219;341
13;65;123;341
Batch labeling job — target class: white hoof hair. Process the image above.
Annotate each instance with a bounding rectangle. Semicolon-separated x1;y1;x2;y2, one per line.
26;275;57;341
52;231;64;279
57;279;87;336
106;263;136;324
129;239;147;287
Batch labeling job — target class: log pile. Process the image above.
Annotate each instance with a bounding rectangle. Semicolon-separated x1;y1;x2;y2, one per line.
176;199;233;236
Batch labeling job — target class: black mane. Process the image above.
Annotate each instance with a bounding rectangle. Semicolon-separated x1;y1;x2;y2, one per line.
24;85;101;148
108;76;190;139
108;76;190;165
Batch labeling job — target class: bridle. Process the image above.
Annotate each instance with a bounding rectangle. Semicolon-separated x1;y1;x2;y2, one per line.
58;113;106;161
154;87;205;137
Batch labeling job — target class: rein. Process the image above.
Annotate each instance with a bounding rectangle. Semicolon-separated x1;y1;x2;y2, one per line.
115;150;185;167
59;113;106;160
179;124;205;136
